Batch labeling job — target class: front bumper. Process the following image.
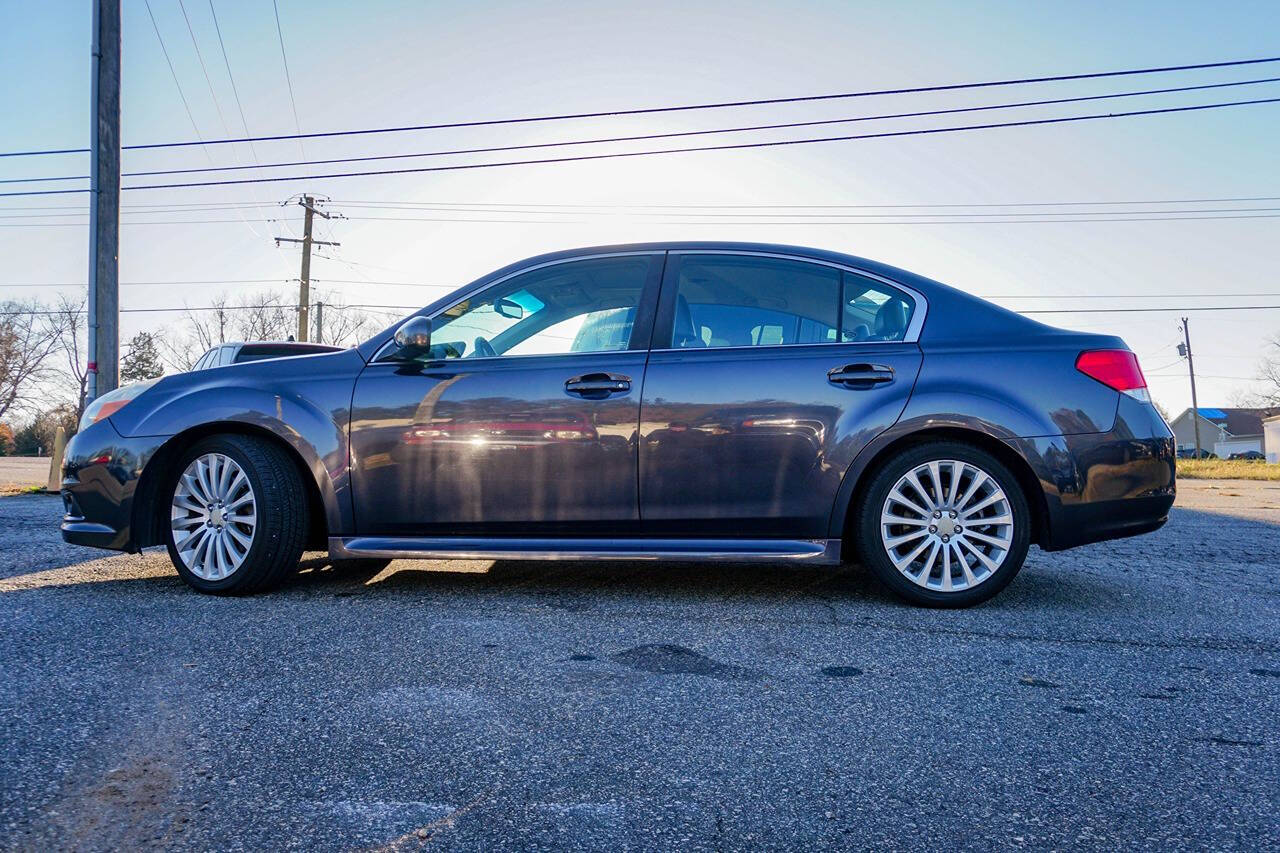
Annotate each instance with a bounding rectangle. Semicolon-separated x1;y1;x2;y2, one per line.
1009;395;1175;551
60;419;167;552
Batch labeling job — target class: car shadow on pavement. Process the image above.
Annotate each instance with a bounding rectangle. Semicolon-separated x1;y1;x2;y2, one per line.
282;550;1126;614
6;506;1275;615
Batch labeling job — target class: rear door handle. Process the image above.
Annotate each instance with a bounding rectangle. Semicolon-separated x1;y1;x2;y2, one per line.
828;363;895;388
565;372;631;397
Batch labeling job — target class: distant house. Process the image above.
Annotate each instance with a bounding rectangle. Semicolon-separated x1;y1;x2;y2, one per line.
1265;415;1280;464
1168;407;1275;457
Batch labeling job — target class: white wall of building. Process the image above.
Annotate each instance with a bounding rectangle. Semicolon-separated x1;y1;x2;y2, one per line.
1214;437;1262;458
1265;418;1280;464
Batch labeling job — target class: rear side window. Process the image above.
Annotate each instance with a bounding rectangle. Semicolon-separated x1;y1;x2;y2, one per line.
840;272;915;342
667;254;914;348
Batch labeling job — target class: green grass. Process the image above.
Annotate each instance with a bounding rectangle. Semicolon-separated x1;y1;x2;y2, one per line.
1177;459;1280;480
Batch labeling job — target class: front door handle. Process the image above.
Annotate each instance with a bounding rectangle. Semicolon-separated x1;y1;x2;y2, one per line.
828;363;895;388
565;372;631;398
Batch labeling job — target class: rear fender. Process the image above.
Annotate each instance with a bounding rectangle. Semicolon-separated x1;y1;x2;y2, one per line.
825;413;1078;543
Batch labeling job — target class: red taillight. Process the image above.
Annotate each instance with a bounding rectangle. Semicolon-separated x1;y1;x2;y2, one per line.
1076;349;1149;401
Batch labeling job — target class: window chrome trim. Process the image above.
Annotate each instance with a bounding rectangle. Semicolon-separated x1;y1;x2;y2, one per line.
373;250;663;363
664;248;928;346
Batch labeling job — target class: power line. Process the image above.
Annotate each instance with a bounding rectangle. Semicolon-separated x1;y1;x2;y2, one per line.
0;217;282;227
4;54;1279;158
270;0;305;155
328;194;1280;210
1148;373;1259;380
990;292;1280;299
111;96;1280;193
176;0;231;136
6;212;1280;228
14;75;1280;185
14;100;1271;198
342;205;1280;219
0;279;290;288
1021;305;1280;314
8;204;1280;222
143;0;208;154
3;90;1276;199
208;0;258;159
4;194;1279;213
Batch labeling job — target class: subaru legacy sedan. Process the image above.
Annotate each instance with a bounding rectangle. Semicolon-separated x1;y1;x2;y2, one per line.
61;243;1174;607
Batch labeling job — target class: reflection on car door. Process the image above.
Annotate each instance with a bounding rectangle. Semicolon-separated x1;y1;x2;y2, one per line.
639;252;923;538
349;253;663;537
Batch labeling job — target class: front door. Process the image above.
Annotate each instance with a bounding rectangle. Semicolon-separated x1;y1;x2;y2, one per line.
639;251;923;539
350;253;663;537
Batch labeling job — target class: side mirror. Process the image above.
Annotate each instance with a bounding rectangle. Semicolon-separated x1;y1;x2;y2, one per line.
494;297;524;320
392;316;433;359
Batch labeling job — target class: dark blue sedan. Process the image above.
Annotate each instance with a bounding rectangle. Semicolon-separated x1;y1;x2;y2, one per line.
61;242;1175;606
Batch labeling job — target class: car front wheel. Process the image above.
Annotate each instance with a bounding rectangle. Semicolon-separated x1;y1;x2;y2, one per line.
854;441;1031;608
164;434;307;595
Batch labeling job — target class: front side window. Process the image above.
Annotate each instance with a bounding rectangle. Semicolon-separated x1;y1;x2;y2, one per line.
424;256;651;360
668;254;915;348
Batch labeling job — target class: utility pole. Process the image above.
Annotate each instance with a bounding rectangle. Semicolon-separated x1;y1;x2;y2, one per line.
87;0;121;400
1179;316;1202;458
313;301;324;344
274;195;337;341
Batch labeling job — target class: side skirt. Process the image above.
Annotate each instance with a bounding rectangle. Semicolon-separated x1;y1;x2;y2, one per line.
330;536;842;565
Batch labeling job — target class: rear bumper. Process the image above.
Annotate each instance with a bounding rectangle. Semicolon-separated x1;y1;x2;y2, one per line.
59;419;166;553
1008;395;1176;551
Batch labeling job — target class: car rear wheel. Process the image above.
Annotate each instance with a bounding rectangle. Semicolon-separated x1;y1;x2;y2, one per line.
164;435;307;595
854;441;1031;608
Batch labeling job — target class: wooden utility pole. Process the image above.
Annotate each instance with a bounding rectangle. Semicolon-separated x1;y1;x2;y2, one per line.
274;195;337;341
87;0;121;399
1180;316;1202;458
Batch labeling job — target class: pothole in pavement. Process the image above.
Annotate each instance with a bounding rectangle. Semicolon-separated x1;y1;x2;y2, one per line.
609;644;756;680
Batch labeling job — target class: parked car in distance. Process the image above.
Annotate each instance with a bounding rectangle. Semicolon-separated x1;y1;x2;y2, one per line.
60;243;1175;607
192;341;343;371
1177;448;1218;459
1228;450;1265;461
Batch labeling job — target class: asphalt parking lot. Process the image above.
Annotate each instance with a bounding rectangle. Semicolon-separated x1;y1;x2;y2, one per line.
1;481;1277;850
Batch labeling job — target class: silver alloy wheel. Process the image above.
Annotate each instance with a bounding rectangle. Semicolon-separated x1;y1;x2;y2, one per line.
170;452;257;581
879;459;1014;592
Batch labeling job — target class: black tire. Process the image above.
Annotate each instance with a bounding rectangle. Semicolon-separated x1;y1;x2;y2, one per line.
163;434;307;595
853;440;1031;608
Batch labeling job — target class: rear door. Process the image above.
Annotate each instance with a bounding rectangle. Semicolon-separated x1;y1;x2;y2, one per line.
638;251;924;538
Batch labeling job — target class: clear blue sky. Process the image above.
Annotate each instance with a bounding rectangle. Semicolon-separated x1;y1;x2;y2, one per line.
2;0;1279;412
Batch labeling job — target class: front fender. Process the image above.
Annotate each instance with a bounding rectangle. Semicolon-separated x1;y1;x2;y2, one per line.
111;353;362;537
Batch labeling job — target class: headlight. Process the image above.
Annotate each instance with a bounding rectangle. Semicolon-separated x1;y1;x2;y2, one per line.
79;379;160;431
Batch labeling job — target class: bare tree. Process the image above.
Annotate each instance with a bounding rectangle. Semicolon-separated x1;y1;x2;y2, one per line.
313;292;376;347
233;291;294;342
0;300;65;424
159;290;379;370
160;296;233;371
1254;333;1280;407
49;295;89;420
